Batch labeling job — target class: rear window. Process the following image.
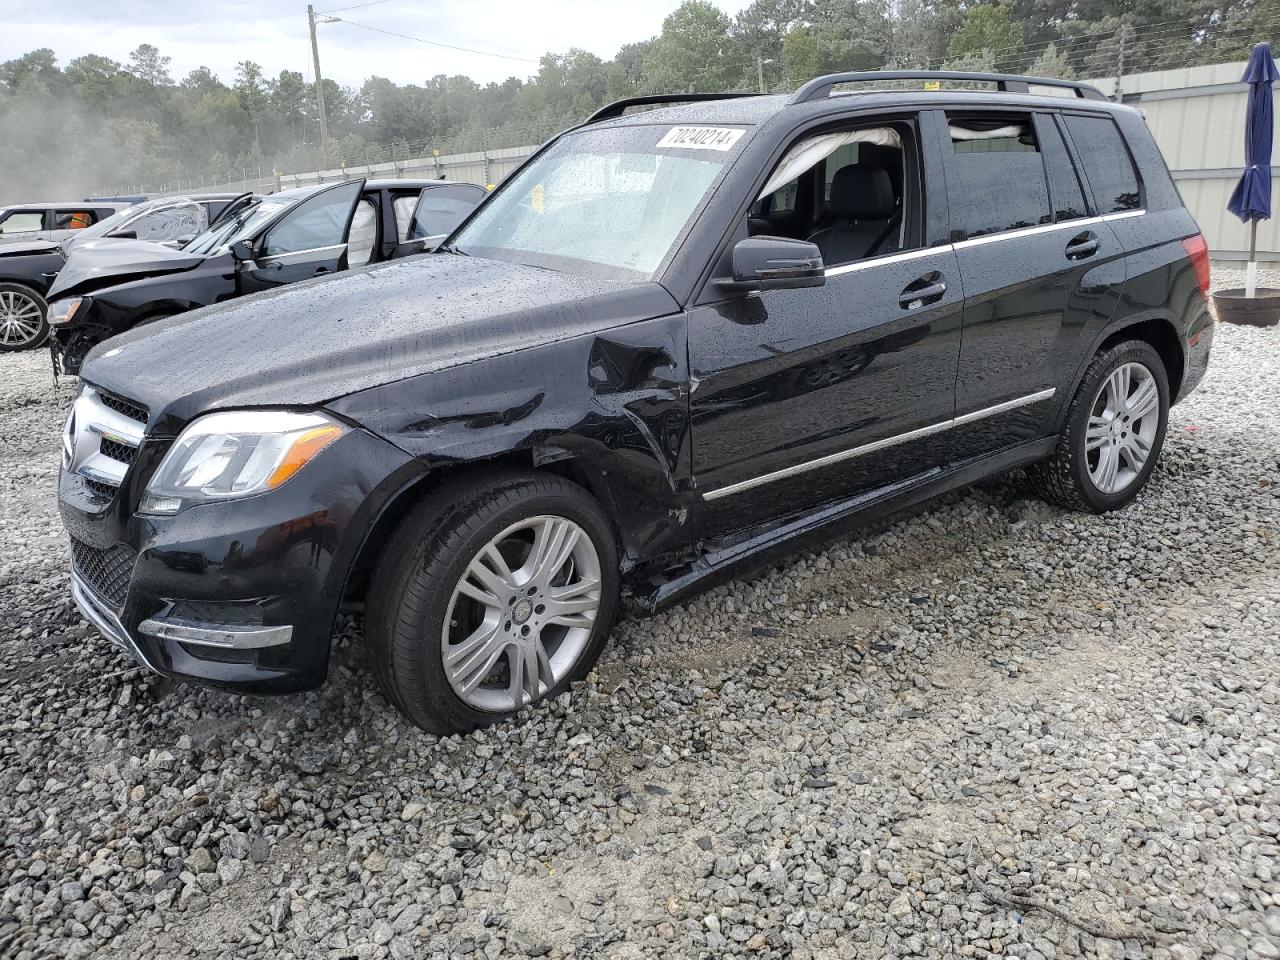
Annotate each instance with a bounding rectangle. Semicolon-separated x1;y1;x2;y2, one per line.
946;115;1051;239
1062;114;1141;214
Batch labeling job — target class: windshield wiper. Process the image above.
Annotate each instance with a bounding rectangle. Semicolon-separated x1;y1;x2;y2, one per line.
437;242;469;256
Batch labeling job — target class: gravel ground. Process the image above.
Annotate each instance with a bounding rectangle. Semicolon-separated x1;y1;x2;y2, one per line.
1;267;1278;960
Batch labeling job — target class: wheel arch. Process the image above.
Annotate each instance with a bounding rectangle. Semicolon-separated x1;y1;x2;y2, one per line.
1058;314;1184;430
338;450;626;611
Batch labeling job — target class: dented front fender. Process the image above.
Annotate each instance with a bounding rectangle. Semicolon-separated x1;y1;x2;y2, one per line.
327;313;696;564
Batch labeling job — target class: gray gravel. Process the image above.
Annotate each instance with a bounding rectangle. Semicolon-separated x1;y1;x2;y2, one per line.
1;267;1278;960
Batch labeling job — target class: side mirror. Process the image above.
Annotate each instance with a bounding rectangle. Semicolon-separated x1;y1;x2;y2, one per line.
111;229;137;240
230;238;255;262
391;238;430;259
716;236;825;293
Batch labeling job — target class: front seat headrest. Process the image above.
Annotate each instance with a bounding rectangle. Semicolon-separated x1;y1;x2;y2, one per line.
828;166;895;221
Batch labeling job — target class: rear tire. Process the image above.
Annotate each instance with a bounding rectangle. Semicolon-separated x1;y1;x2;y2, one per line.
365;469;619;733
0;283;49;351
1031;339;1169;513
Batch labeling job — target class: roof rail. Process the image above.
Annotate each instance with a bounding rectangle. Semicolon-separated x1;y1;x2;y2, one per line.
584;92;762;125
791;71;1108;104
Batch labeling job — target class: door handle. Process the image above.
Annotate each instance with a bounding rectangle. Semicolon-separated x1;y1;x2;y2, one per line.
899;273;946;310
314;266;332;275
1065;231;1100;260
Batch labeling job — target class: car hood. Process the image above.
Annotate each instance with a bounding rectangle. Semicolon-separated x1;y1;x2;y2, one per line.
48;239;205;299
80;254;680;434
0;239;60;258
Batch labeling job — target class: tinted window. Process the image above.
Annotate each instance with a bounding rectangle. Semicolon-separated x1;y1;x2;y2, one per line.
947;116;1051;238
1062;114;1141;213
262;182;361;257
411;190;480;239
1038;119;1088;222
0;211;44;234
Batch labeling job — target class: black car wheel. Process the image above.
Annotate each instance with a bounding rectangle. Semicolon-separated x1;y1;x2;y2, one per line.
1032;339;1170;513
0;283;49;351
366;469;619;733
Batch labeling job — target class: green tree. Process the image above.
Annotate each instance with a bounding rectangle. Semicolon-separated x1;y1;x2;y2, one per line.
643;1;741;93
0;48;62;91
948;4;1023;66
128;44;173;86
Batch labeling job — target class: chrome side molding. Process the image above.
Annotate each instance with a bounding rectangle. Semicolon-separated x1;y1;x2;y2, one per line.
702;388;1056;501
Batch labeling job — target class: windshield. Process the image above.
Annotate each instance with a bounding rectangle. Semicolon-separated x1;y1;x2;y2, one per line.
449;123;743;279
182;197;294;255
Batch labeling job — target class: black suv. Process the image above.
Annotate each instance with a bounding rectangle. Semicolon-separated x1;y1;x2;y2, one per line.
58;72;1213;733
46;179;486;373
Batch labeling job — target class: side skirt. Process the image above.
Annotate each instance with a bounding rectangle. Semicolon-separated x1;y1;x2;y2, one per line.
627;436;1057;615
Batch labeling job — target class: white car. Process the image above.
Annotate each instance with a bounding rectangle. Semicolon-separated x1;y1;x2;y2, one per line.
0;201;130;246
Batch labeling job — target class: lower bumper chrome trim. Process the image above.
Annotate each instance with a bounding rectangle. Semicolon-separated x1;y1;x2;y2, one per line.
70;571;158;674
137;618;294;650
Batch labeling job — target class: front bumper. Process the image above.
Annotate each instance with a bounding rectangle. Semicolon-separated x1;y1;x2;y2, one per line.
60;424;424;694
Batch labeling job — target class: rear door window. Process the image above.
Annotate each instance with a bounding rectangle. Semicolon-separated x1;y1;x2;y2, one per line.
1035;116;1088;223
1061;114;1142;213
945;114;1051;239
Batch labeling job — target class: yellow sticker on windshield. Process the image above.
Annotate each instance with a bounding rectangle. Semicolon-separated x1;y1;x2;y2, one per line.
531;183;545;214
656;126;745;152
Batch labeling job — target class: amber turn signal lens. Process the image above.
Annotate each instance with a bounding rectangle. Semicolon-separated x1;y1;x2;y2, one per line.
267;425;345;489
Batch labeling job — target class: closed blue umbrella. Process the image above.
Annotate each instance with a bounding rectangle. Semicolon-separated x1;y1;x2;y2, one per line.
1227;42;1280;297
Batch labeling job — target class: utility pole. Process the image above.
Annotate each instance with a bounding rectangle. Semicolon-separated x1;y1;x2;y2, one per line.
1113;20;1129;102
308;4;331;165
757;56;774;94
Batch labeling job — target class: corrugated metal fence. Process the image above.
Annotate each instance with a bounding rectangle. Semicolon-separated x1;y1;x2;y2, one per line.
1090;61;1275;261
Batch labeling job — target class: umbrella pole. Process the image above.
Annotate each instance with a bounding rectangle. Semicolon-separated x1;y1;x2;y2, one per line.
1247;219;1258;298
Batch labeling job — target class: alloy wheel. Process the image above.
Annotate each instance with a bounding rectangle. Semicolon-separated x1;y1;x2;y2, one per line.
441;515;602;713
1085;360;1160;495
0;291;44;347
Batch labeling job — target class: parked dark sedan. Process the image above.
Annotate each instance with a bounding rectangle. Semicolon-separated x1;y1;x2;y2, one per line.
47;179;485;372
0;194;246;351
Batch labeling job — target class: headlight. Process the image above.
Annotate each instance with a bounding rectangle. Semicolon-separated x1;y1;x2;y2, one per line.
47;297;86;327
140;410;347;515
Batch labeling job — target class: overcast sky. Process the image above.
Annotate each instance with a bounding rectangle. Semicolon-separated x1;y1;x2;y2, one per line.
2;0;753;88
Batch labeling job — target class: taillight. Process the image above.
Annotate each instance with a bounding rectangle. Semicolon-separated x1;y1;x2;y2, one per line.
1181;234;1210;297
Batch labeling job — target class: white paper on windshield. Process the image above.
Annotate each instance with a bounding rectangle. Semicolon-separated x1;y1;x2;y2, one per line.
656;126;745;152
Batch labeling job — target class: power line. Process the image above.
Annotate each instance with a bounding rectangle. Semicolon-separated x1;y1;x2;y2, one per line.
327;15;541;64
317;0;393;14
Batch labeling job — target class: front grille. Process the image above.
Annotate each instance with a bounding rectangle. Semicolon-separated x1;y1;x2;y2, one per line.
100;438;136;465
82;478;117;501
170;600;265;627
70;538;137;609
98;392;148;424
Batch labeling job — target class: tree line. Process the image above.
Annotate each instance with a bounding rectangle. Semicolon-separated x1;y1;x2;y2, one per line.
0;0;1273;200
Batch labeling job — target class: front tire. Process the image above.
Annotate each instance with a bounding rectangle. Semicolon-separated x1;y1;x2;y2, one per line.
366;470;619;733
0;283;49;351
1031;339;1169;513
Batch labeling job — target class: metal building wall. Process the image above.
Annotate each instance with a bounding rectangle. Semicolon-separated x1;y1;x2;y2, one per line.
1090;61;1273;261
